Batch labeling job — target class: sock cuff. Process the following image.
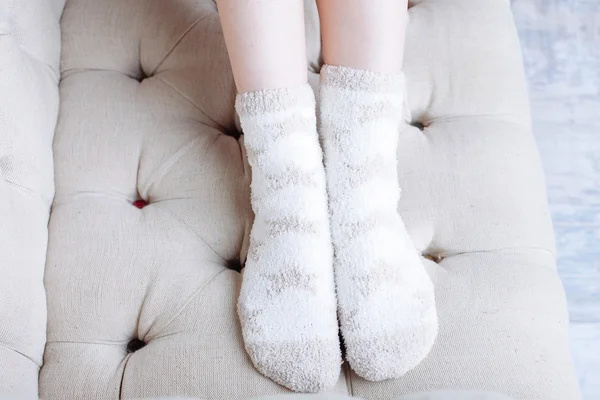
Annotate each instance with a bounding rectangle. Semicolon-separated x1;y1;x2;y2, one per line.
320;64;405;94
235;84;315;117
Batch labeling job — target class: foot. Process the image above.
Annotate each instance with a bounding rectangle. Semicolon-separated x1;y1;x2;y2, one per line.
319;65;438;381
236;84;341;392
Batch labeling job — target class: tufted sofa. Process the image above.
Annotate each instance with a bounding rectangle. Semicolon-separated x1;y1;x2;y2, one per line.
0;0;583;399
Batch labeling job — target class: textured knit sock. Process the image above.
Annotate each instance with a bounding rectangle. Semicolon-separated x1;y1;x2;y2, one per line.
319;65;438;381
236;84;341;392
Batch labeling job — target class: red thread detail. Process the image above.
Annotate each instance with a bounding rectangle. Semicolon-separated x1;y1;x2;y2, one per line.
133;200;147;209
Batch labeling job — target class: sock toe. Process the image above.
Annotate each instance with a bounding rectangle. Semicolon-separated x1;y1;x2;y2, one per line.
245;339;342;392
345;305;438;381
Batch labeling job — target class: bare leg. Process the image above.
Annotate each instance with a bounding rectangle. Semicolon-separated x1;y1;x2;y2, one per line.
216;0;341;392
217;0;307;92
317;0;438;381
318;0;408;73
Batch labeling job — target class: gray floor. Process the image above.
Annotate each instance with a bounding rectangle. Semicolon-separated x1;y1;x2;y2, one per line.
512;1;600;398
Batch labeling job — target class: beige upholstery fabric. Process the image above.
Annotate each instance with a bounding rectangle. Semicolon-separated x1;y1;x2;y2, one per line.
0;0;64;397
153;391;516;400
248;392;516;400
35;0;580;399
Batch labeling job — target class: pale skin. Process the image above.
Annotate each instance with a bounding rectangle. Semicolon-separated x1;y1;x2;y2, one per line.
215;0;409;94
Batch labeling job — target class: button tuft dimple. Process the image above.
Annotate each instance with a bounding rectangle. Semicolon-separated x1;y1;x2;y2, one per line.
226;258;242;272
424;254;444;264
412;121;425;131
133;199;148;209
224;129;241;140
136;70;149;83
126;339;146;354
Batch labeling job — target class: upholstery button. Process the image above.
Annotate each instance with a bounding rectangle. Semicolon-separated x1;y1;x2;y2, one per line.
133;200;148;209
126;339;146;354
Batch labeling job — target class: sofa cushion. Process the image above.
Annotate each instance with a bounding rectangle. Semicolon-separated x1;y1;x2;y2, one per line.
40;0;580;399
0;0;63;397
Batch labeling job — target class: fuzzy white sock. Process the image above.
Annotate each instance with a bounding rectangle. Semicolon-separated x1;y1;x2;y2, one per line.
319;65;438;381
236;84;341;392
